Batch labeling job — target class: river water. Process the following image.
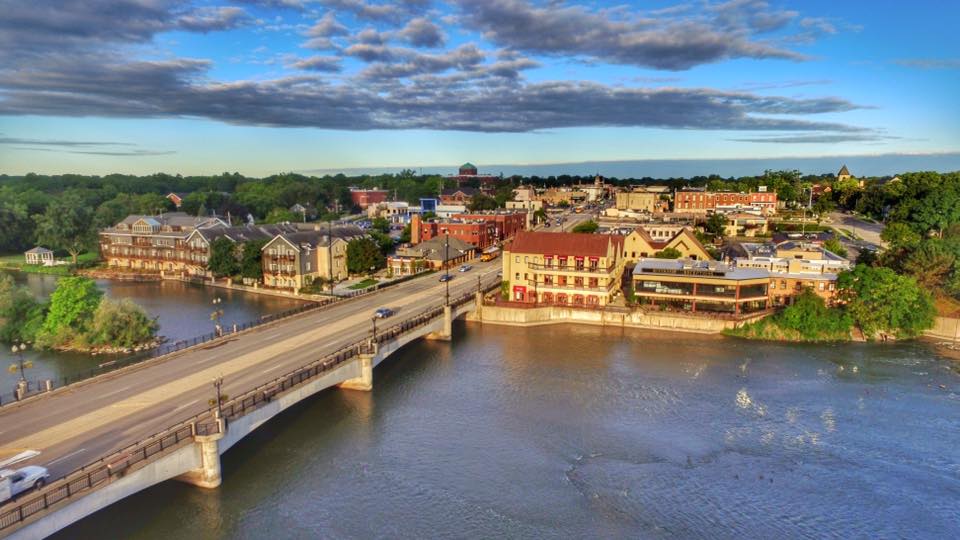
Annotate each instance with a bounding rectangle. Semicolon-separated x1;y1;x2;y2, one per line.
0;272;308;396
50;323;960;538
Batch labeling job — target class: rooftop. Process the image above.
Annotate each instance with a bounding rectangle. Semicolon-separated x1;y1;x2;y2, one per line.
509;231;621;258
633;258;770;280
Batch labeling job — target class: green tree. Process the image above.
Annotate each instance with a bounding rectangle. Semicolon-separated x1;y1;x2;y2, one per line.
0;275;46;343
837;265;935;339
705;213;727;237
399;223;412;243
571;220;598;233
264;207;298;224
87;298;158;348
240;239;267;280
654;247;682;259
881;222;921;249
0;203;35;253
533;208;547;224
371;217;391;234
370;231;394;255
902;240;956;290
823;238;848;258
208;238;239;277
347;238;385;273
468;193;498;211
777;288;852;340
37;277;102;346
33;194;95;265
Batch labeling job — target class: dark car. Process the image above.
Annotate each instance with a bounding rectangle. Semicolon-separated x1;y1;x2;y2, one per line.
374;308;395;318
439;274;454;282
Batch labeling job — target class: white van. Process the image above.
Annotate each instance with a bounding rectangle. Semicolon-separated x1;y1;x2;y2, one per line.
0;466;50;503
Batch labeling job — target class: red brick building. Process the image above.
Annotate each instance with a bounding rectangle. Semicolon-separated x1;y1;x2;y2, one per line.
674;189;777;215
452;212;526;243
411;214;497;249
350;188;389;209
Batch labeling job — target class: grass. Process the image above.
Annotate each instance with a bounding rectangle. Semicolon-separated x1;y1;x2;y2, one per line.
0;251;100;276
347;278;379;290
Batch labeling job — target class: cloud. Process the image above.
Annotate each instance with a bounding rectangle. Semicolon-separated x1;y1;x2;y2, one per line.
291;55;342;72
177;6;251;32
0;136;135;147
319;0;430;23
896;58;960;70
729;133;899;144
305;12;348;38
0;135;173;155
356;44;485;79
453;0;808;71
397;17;445;47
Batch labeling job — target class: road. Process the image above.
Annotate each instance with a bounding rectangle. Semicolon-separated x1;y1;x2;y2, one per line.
828;212;887;247
0;261;501;480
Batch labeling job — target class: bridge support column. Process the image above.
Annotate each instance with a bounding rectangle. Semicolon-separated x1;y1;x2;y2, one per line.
339;345;375;391
177;420;225;489
425;305;453;341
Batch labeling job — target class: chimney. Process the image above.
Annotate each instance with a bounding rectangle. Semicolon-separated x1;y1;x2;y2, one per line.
411;213;422;244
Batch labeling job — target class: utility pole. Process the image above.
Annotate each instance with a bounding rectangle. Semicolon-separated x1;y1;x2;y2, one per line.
328;218;334;291
445;233;450;306
212;376;224;420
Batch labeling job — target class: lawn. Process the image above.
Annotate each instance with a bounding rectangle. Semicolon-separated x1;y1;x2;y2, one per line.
0;251;100;276
348;278;379;290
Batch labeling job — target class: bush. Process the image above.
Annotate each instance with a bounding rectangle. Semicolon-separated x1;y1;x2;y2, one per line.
654;247;682;259
571;220;598;234
776;289;852;339
87;298;159;348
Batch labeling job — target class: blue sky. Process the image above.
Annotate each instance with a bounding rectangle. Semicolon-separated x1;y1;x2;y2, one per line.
1;0;958;176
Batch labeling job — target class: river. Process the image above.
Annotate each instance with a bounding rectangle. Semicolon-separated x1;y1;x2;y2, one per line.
50;323;959;538
0;272;308;397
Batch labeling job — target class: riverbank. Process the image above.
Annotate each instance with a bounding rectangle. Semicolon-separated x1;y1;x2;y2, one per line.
0;252;98;276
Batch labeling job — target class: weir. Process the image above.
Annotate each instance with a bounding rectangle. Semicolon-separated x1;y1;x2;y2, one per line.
0;291;488;540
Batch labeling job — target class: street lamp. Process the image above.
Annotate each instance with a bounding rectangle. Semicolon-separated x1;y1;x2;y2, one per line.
211;376;224;420
371;316;378;343
445;233;451;306
8;342;31;382
211;297;224;336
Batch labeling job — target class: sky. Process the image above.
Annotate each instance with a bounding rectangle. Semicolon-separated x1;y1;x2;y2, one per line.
1;0;958;177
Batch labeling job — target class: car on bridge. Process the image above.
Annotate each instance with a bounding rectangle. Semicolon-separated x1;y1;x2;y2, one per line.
439;274;453;282
1;465;49;503
458;264;472;272
374;308;395;319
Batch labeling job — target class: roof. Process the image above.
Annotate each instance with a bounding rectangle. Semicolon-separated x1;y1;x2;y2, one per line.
633;258;770;280
838;164;850;176
509;231;619;258
441;187;480;197
117;212;224;229
397;235;477;261
25;247;52;254
460;162;476;169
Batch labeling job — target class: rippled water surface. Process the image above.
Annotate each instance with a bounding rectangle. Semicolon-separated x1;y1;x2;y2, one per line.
55;323;960;538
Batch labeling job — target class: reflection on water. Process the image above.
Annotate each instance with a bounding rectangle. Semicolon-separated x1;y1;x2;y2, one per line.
0;271;307;394
54;323;960;538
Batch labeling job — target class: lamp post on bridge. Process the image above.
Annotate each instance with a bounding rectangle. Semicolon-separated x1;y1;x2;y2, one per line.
444;233;450;307
9;342;32;400
211;376;224;420
371;316;378;344
211;296;224;337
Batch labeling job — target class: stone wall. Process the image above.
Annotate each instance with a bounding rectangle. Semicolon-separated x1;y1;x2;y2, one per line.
926;316;960;342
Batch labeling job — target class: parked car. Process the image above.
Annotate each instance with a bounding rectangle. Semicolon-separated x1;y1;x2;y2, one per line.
374;307;395;319
458;265;472;272
0;466;49;503
439;274;453;282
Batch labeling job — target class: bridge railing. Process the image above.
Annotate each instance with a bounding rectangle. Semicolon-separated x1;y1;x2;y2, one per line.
0;282;497;534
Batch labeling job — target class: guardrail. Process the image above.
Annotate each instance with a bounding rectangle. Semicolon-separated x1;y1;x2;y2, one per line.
0;281;498;535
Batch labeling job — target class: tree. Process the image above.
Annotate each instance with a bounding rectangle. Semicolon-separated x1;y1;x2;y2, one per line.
0;275;46;343
823;238;848;258
902;240;955;290
571;220;598;234
371;217;391;234
33;194;95;265
468;193;498;211
36;277;102;346
240;239;267;280
557;200;570;208
654;247;682;259
370;231;394;255
837;265;935;339
208;238;239;277
0;203;34;253
705;213;727;238
347;238;385;274
777;288;852;340
87;298;158;348
264;207;298;224
533;208;547;224
881;222;921;249
812;196;835;217
399;223;412;243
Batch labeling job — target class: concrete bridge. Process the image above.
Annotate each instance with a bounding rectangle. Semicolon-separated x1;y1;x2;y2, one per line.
0;269;498;539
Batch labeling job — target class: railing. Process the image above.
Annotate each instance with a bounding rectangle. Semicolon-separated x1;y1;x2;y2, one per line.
0;282;496;534
528;263;615;274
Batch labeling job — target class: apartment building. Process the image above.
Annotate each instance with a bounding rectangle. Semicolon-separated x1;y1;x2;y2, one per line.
452;211;527;243
674;189;778;215
99;213;228;274
502;231;625;307
632;258;771;314
388;236;477;276
261;226;364;291
621;227;713;264
615;189;659;213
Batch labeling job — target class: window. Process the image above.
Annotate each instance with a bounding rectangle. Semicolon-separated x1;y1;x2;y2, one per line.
589;277;598;288
558;275;567;286
515;256;520;263
515;273;520;280
574;277;583;287
818;282;825;291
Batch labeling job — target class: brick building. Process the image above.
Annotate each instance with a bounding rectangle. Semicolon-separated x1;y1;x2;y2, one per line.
674;189;778;215
349;188;389;209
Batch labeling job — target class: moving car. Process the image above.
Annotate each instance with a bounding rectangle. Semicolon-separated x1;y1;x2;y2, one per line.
1;466;50;503
458;265;472;272
439;274;453;282
374;308;394;319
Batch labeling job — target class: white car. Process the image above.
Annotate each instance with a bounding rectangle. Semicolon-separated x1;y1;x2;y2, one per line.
458;265;472;272
0;465;50;502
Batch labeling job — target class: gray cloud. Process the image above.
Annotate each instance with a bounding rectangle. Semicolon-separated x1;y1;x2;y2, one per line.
453;0;808;71
0;135;173;155
177;6;251;32
291;55;342;72
729;133;899;144
357;44;485;79
397;17;445;47
319;0;430;23
896;58;960;70
0;136;135;147
305;12;348;38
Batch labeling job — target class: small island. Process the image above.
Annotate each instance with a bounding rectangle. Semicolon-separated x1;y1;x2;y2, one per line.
0;275;159;354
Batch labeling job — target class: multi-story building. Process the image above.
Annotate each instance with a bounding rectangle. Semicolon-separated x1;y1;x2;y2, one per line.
261;225;365;291
502;231;625;307
540;188;587;206
411;214;497;250
674;189;778;215
452;211;527;243
722;213;769;237
99;213;228;274
621;227;713;263
367;201;411;224
733;241;851;305
184;223;301;277
512;186;537;202
349;188;389;209
615;189;659;213
632;259;770;315
388;236;477;276
440;187;479;205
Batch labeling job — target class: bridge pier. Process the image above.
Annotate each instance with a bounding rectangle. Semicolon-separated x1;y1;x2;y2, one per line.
176;420;225;489
339;345;376;391
425;305;453;341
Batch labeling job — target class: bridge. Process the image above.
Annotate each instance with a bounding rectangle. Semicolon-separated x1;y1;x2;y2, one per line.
0;263;501;539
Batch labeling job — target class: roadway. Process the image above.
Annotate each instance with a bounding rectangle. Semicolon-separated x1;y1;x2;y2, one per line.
828;211;887;248
0;261;501;480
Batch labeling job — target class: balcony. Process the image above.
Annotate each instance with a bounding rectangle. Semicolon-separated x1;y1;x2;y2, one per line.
528;262;615;274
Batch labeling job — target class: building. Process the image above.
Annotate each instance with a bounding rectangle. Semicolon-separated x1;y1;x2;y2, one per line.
349;188;389;210
621;227;713;264
166;192;187;208
290;203;317;221
632;258;770;315
412;214;498;250
502;231;625;307
435;204;467;218
615;189;659;213
581;175;608;202
723;213;769;237
99;212;229;274
440;187;480;205
420;198;439;214
261;225;365;291
367;201;411;224
24;247;54;266
837;164;852;181
512;186;537;202
540;187;587;206
388;236;477;276
452;211;527;243
733;241;852;305
446;162;501;190
506;200;543;212
674;189;778;215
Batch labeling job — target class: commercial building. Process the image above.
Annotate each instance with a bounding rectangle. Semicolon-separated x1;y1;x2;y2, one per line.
502;231;625;307
99;213;229;274
540;187;587;206
367;201;411;224
615;189;659;213
722;213;769;237
452;211;527;243
388;236;477;276
734;241;851;305
411;214;497;250
349;188;389;210
440;187;480;205
621;227;713;264
674;189;778;215
632;259;770;314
